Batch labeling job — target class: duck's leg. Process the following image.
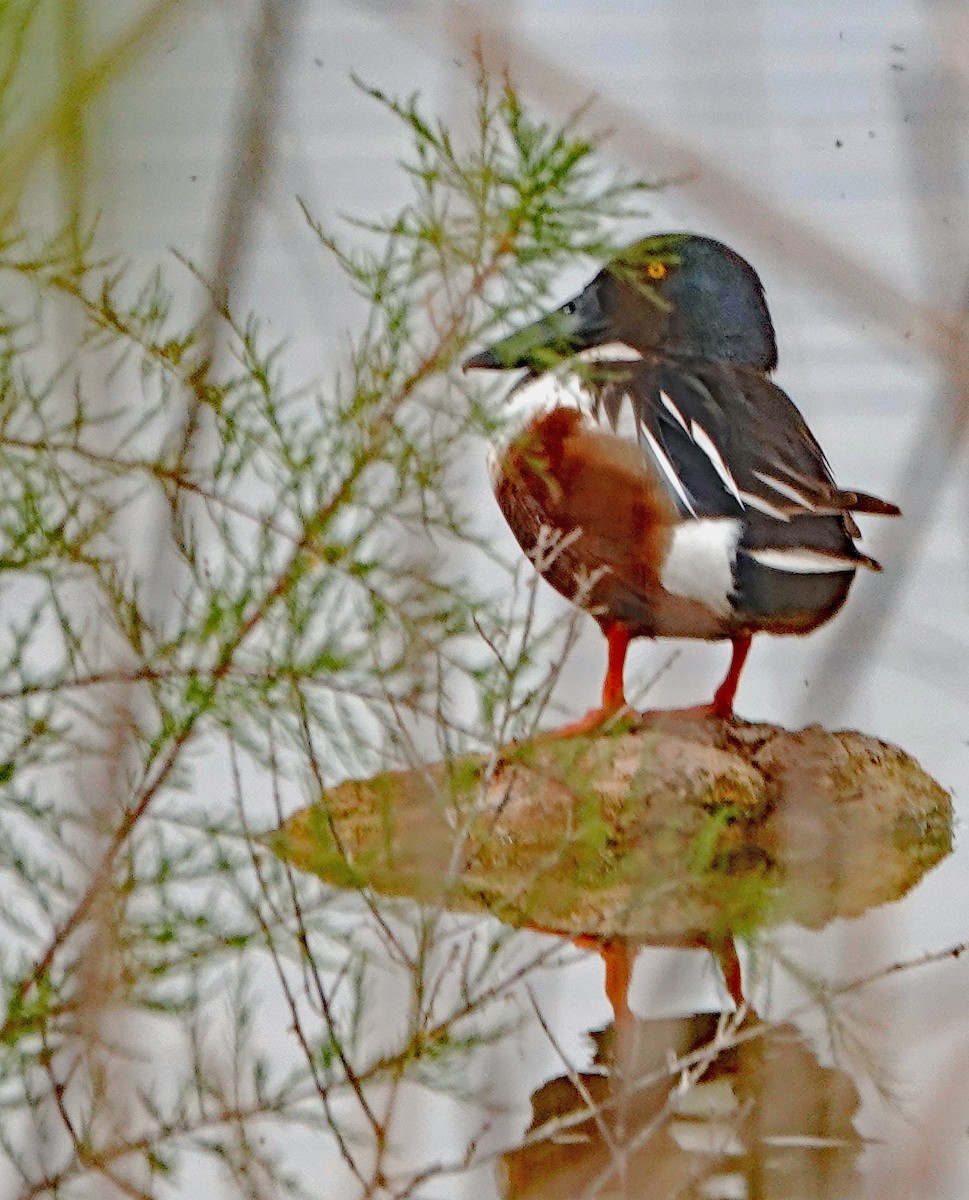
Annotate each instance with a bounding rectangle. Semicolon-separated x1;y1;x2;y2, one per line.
540;625;751;737
601;621;632;711
710;633;752;719
573;933;637;1026
541;621;632;739
600;936;636;1027
642;633;752;723
579;934;742;1018
701;935;745;1008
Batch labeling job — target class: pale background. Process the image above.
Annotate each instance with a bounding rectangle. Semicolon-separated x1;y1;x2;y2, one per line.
77;1;969;1196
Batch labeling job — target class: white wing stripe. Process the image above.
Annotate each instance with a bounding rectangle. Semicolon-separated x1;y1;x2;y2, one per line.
747;547;858;574
737;490;792;522
640;423;697;516
752;470;818;510
690;420;745;506
658;389;690;434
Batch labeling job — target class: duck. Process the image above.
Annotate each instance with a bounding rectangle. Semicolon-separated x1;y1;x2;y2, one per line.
463;233;900;730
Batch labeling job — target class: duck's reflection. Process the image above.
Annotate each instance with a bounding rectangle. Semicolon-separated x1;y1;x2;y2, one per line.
500;1008;863;1200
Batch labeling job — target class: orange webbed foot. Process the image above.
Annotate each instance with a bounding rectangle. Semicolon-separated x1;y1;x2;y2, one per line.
536;621;636;740
637;700;732;723
533;702;633;742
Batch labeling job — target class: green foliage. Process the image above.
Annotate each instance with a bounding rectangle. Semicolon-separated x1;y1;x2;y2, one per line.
0;24;654;1196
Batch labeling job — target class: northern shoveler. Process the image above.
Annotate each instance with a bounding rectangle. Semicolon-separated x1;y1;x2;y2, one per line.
464;233;900;730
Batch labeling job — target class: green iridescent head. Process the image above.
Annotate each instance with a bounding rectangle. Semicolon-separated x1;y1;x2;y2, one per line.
464;233;778;373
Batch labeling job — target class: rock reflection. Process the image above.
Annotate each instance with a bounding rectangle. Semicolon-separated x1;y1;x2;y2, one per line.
501;1010;863;1200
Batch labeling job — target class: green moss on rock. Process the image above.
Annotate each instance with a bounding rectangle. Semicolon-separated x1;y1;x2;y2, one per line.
271;713;952;941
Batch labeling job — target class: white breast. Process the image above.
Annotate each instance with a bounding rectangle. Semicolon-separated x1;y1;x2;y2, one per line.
488;370;594;486
660;519;742;616
500;369;592;429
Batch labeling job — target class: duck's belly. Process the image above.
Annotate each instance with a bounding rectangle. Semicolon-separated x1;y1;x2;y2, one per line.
731;552;856;635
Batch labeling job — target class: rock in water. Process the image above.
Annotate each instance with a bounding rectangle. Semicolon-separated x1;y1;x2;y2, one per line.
271;714;952;941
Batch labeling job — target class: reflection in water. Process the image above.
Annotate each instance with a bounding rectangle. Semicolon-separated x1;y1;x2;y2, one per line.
273;717;952;1197
501;1011;863;1200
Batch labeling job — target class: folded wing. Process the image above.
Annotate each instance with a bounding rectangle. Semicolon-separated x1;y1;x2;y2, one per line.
594;360;899;572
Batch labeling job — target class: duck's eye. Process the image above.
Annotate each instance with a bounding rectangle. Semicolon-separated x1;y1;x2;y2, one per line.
646;261;667;280
562;300;577;316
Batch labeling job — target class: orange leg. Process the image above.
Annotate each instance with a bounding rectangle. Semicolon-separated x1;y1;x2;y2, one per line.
642;633;752;723
540;621;632;739
710;634;752;719
707;938;744;1008
540;628;750;739
602;938;635;1026
601;622;632;711
574;934;636;1026
581;935;742;1019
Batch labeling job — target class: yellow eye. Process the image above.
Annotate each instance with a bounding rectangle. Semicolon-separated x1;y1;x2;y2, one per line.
646;260;667;280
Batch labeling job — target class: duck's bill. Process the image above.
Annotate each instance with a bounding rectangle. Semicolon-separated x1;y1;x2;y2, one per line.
462;303;586;372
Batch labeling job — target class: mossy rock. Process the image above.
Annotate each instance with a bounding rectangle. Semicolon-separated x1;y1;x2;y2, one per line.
270;714;952;941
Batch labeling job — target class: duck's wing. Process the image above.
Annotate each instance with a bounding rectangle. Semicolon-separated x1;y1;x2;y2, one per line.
594;360;899;566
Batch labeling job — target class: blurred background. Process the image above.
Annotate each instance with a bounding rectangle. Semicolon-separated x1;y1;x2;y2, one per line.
17;0;969;1196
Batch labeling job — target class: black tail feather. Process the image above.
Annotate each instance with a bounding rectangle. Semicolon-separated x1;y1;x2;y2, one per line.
844;490;901;517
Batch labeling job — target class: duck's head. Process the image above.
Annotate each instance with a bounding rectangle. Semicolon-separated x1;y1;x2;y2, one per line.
463;233;777;374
